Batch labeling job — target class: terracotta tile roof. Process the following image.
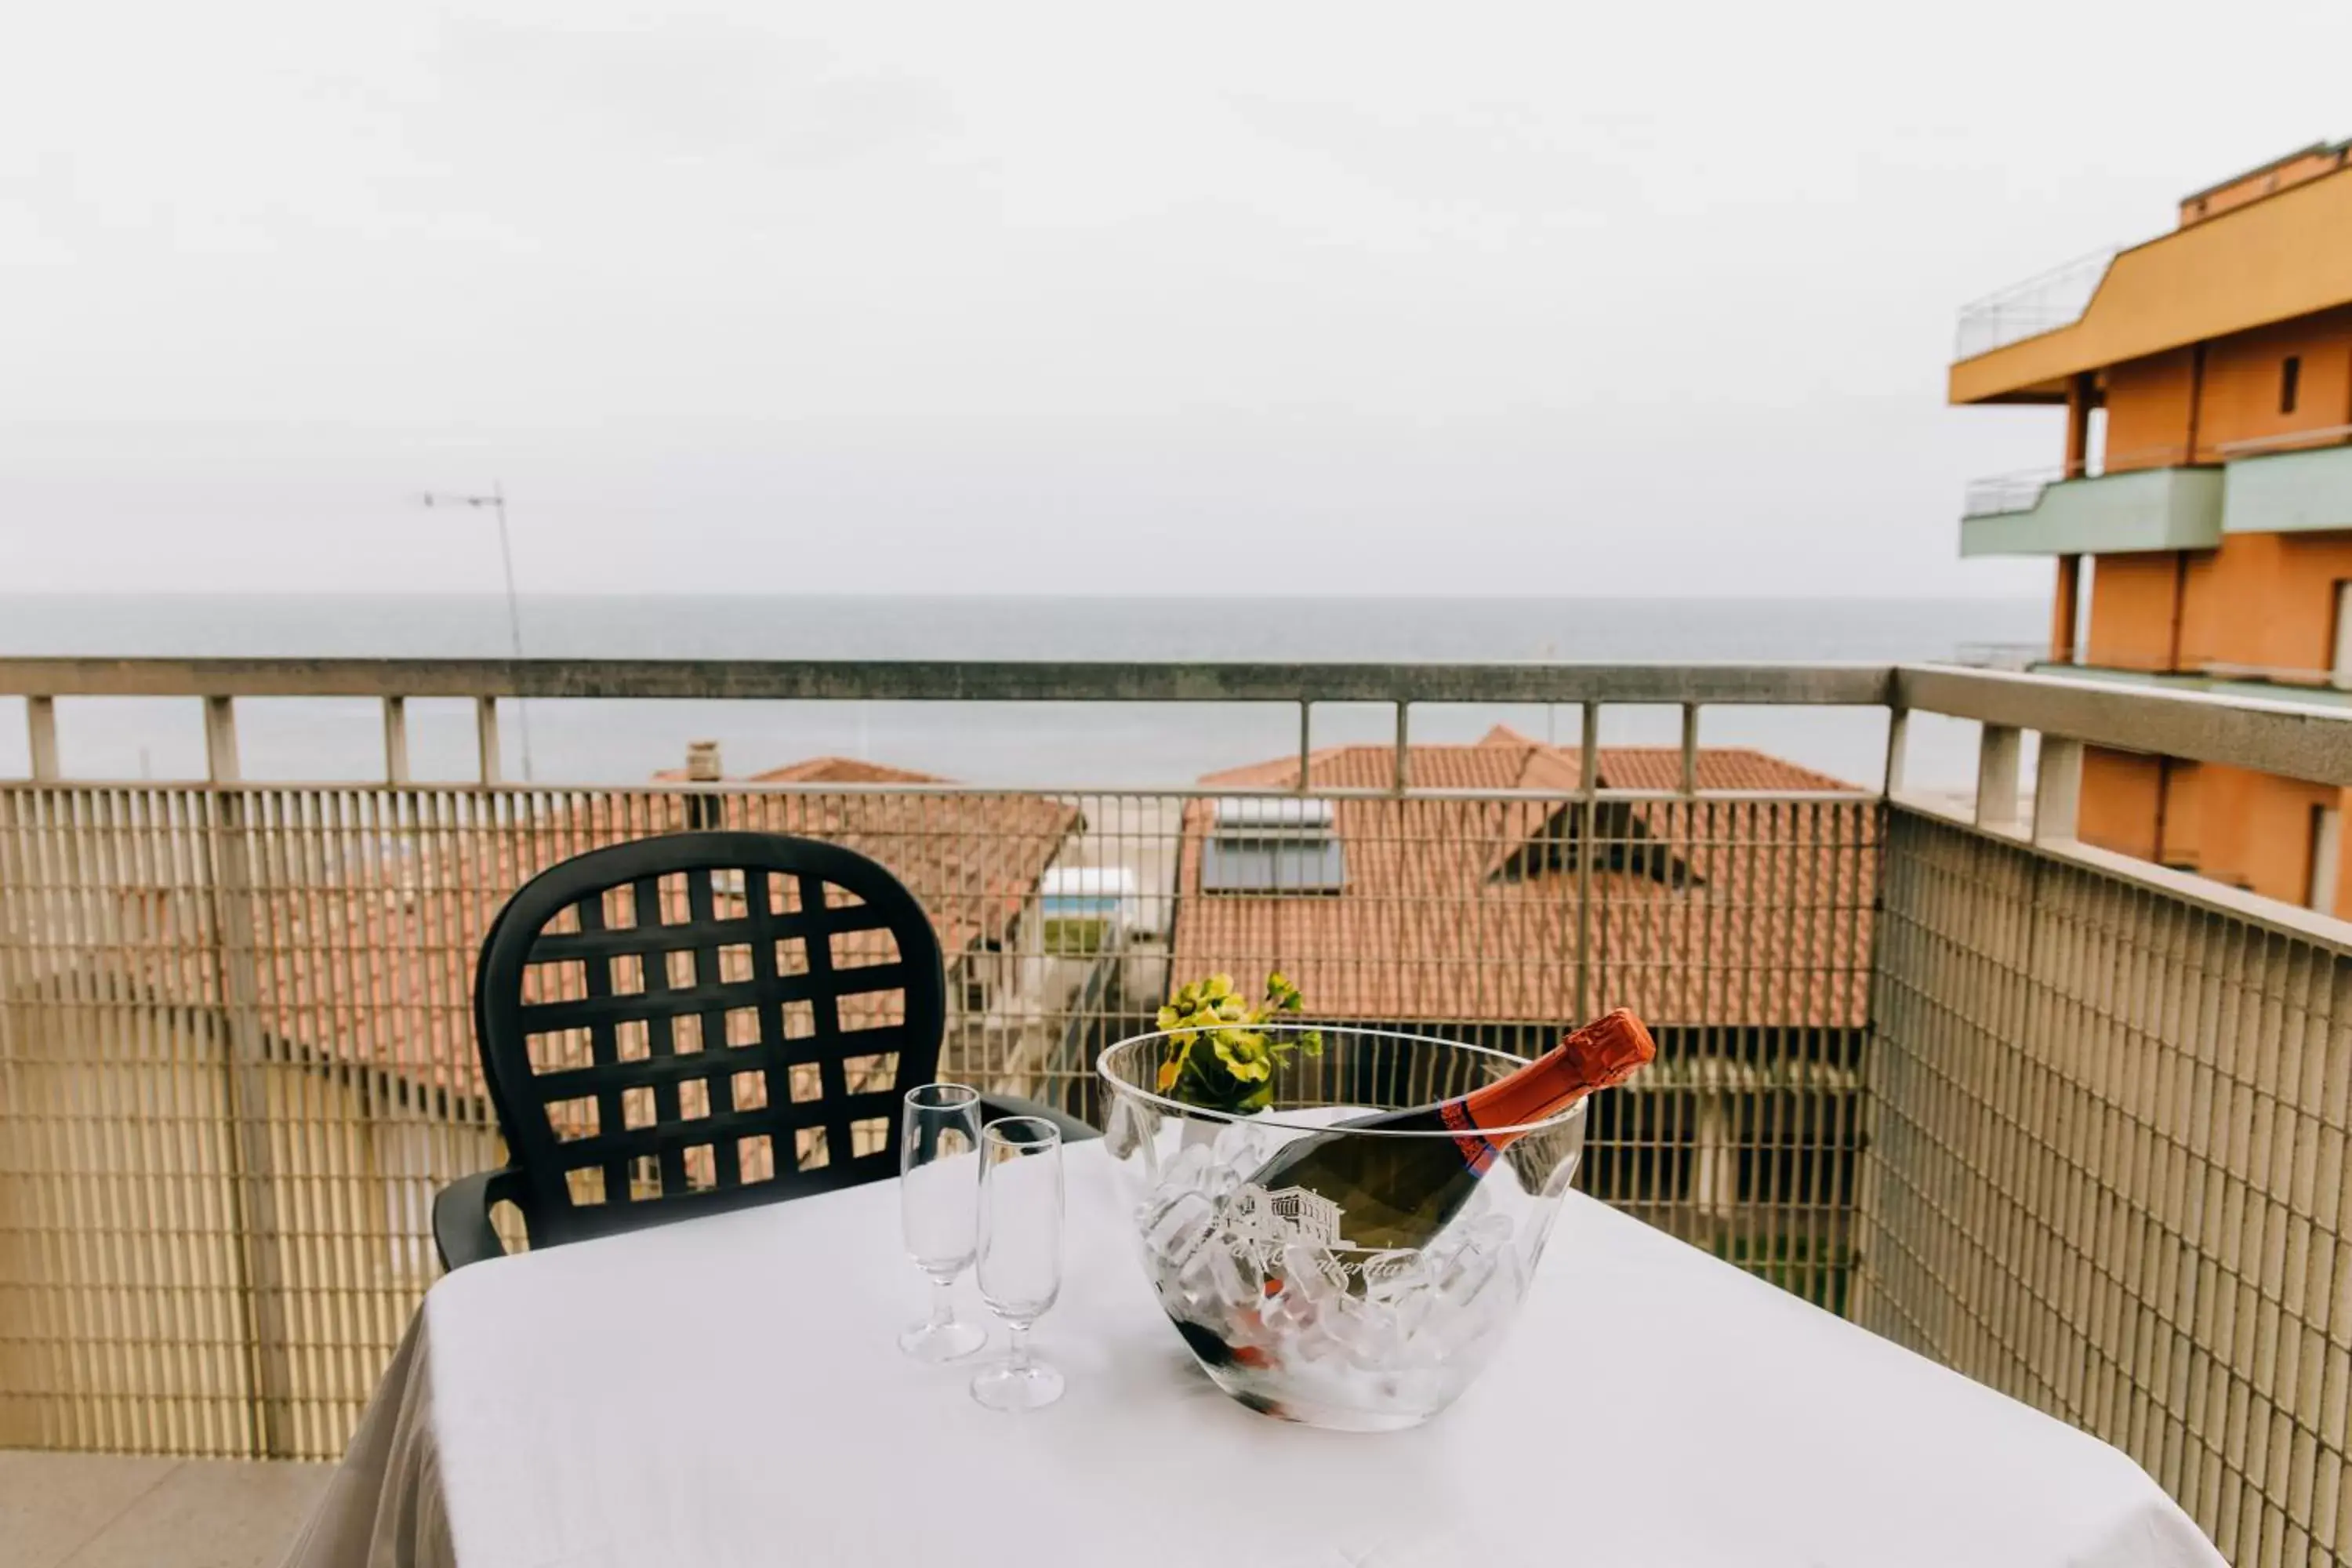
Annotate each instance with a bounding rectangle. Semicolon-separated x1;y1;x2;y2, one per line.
126;764;1080;1101
746;757;944;786
1172;728;1875;1029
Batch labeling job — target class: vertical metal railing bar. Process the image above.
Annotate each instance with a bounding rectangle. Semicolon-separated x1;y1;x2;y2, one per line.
95;785;140;1447
1679;797;1706;1253
1801;798;1831;1304
2206;918;2255;1541
1848;797;1879;1308
193;705;294;1455
2138;889;2175;1491
94;786;146;1450
162;786;222;1454
1733;783;1766;1286
382;699;408;786
114;788;155;1449
44;786;95;1450
143;785;194;1454
474;700;501;788
54;786;111;1449
299;786;345;1455
27;786;71;1447
10;785;58;1446
24;696;61;782
0;783;42;1445
1573;706;1597;1028
1807;797;1839;1307
1635;789;1673;1238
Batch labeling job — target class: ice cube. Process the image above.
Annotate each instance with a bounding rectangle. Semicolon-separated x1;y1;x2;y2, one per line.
1159;1142;1216;1196
1290;1322;1346;1364
1210;1238;1265;1308
1320;1294;1410;1370
1428;1238;1497;1300
1460;1213;1515;1253
1259;1276;1320;1335
1171;1241;1221;1317
1279;1241;1348;1302
1413;1245;1530;1364
1202;1159;1241;1205
1368;1280;1437;1343
1142;1190;1217;1269
1211;1117;1274;1171
1176;1232;1265;1315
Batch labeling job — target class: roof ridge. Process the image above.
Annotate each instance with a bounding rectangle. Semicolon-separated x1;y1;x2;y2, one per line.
746;756;950;784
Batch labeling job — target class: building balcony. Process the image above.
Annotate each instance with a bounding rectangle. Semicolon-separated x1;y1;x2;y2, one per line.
2218;423;2352;534
1950;158;2352;404
1951;245;2116;361
1958;461;2223;557
2;656;2349;1564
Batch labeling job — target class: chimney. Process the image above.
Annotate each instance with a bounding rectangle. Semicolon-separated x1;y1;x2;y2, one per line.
685;740;723;782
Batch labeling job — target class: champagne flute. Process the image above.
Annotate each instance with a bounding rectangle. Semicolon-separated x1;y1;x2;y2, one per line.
898;1083;987;1362
971;1116;1065;1411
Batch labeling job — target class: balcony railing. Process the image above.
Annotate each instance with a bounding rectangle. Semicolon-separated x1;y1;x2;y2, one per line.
1953;245;2119;361
2;659;2349;1565
1962;441;2204;521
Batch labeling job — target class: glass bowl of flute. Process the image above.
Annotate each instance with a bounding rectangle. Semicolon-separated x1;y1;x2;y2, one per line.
1096;1009;1653;1432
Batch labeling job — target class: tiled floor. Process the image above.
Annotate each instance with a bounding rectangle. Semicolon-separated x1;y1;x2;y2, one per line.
0;1450;330;1568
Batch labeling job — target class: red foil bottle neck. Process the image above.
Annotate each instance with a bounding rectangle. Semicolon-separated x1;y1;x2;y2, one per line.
1457;1009;1656;1154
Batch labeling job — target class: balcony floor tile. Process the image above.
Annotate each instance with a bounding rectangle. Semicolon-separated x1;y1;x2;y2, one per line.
0;1450;329;1568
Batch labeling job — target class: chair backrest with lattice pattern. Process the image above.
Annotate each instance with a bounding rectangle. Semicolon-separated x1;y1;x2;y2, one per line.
474;831;946;1247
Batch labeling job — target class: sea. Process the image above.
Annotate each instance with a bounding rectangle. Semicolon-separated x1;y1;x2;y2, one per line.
0;595;2040;793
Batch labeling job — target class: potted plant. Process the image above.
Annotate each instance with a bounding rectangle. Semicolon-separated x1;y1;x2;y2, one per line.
1153;971;1323;1116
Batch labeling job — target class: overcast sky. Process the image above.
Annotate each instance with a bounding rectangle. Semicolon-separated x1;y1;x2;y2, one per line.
5;0;2347;598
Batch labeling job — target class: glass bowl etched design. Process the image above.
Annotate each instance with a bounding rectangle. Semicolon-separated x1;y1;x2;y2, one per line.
1098;1024;1587;1432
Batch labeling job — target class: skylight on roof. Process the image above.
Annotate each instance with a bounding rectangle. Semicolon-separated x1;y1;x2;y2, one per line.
1203;797;1345;894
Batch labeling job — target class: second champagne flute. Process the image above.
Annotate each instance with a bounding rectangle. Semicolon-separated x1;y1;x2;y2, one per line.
971;1116;1065;1411
898;1083;987;1362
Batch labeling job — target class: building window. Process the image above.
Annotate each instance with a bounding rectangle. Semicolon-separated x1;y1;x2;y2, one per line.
2281;355;2301;415
2331;583;2352;691
2310;805;2343;916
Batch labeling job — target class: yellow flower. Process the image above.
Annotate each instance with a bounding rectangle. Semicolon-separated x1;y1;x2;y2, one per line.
1212;1037;1271;1082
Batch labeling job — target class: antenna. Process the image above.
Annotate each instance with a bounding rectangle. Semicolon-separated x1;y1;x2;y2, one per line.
419;483;535;782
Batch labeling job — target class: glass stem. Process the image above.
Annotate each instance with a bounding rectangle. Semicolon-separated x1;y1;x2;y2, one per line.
928;1276;957;1330
1007;1322;1030;1372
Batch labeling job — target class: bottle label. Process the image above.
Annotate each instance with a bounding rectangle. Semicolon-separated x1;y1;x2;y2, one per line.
1439;1101;1499;1175
1221;1183;1421;1287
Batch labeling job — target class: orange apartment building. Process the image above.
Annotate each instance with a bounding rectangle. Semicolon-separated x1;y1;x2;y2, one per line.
1955;139;2352;918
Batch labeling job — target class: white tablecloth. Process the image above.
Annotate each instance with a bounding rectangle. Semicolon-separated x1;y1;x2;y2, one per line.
287;1142;2222;1568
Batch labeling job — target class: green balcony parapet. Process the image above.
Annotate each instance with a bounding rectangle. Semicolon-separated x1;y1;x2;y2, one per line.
1959;466;2223;558
2220;432;2352;535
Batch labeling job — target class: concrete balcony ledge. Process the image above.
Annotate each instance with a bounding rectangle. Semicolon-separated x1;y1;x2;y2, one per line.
2221;438;2352;534
1959;466;2224;557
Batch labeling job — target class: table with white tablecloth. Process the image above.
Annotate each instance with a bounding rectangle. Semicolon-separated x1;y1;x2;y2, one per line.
285;1140;2223;1568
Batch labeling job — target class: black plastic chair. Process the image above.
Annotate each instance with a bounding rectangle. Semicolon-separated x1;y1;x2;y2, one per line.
434;830;1096;1269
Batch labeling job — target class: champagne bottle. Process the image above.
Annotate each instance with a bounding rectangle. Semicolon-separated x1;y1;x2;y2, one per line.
1236;1007;1656;1257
